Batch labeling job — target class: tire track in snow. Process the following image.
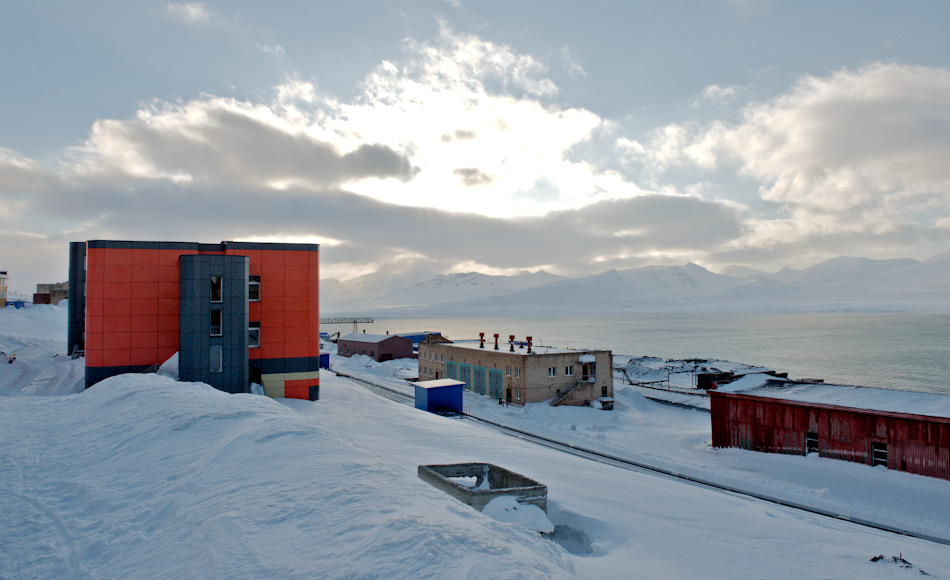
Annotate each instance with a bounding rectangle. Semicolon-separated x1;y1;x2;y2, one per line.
0;454;89;579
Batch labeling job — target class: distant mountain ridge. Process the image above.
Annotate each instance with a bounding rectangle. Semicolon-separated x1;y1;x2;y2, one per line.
322;254;950;315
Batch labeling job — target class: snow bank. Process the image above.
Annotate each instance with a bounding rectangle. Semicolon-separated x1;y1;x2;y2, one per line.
482;496;554;535
0;375;573;579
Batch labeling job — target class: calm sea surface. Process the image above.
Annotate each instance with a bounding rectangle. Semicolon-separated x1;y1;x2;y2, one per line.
324;313;950;395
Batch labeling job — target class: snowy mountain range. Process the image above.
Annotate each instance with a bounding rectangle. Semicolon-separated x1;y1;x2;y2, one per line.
322;253;950;315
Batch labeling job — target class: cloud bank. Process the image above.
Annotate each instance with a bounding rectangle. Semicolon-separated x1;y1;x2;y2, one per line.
1;23;949;291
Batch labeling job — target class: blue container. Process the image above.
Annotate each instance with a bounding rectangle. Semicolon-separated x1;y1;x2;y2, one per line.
413;379;464;414
319;353;329;369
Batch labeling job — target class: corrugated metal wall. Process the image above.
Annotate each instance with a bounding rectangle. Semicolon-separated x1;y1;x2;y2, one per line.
711;392;950;481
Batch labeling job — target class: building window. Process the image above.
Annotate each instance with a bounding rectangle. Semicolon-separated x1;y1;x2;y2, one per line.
506;365;511;377
515;368;520;379
211;276;223;302
871;441;888;467
248;275;260;301
210;310;222;336
548;367;556;378
369;351;375;358
440;354;444;363
565;365;574;376
515;388;522;400
248;321;260;348
210;345;223;373
805;432;819;454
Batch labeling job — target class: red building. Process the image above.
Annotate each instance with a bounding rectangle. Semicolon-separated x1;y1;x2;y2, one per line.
68;240;319;400
336;333;415;362
710;378;950;481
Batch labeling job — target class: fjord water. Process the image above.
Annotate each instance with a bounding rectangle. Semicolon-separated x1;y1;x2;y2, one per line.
330;313;950;395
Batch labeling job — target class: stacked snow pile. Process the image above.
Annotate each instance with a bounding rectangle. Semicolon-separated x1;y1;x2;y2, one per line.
0;375;572;579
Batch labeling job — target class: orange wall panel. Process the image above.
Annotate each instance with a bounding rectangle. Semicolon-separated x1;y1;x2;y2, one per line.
104;265;132;283
285;251;308;268
102;349;131;367
284;342;309;359
86;349;103;366
103;315;132;334
158;315;179;333
131;250;159;266
158;265;180;283
285;265;307;281
86;298;104;316
261;264;285;281
103;249;132;266
131;282;159;300
131;298;159;316
263;310;284;328
130;348;158;366
261;250;285;266
157;298;178;316
158;282;178;300
283;383;310;400
86;314;103;334
284;280;308;297
102;282;132;300
102;331;131;350
131;266;159;283
261;343;284;359
284;325;310;343
157;331;179;349
130;315;160;333
85;332;103;351
131;331;157;349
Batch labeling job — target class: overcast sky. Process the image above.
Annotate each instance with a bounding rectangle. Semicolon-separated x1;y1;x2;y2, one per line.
3;1;950;293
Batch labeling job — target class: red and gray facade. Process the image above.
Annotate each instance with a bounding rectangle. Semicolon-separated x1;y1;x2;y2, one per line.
68;240;320;400
710;379;950;481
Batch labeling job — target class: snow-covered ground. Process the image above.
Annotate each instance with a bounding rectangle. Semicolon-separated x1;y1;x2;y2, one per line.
2;306;949;579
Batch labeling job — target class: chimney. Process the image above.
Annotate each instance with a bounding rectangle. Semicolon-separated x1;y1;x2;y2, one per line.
527;336;533;354
493;333;499;350
509;335;515;352
479;332;485;349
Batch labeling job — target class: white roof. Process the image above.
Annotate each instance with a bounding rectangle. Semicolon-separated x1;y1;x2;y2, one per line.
411;379;466;389
438;341;605;357
716;374;950;420
338;333;405;344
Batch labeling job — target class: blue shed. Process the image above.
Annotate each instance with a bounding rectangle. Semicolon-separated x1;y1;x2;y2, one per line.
412;379;464;414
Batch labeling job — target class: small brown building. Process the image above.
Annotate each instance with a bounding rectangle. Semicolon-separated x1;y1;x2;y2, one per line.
418;334;612;407
34;282;69;305
710;377;950;481
337;333;415;362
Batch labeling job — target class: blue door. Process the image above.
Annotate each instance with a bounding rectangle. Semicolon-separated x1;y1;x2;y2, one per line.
459;363;472;390
488;369;503;398
473;366;487;395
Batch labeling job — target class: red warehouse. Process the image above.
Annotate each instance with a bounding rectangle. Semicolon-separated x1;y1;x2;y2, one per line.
68;240;320;401
710;377;950;481
336;333;415;362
